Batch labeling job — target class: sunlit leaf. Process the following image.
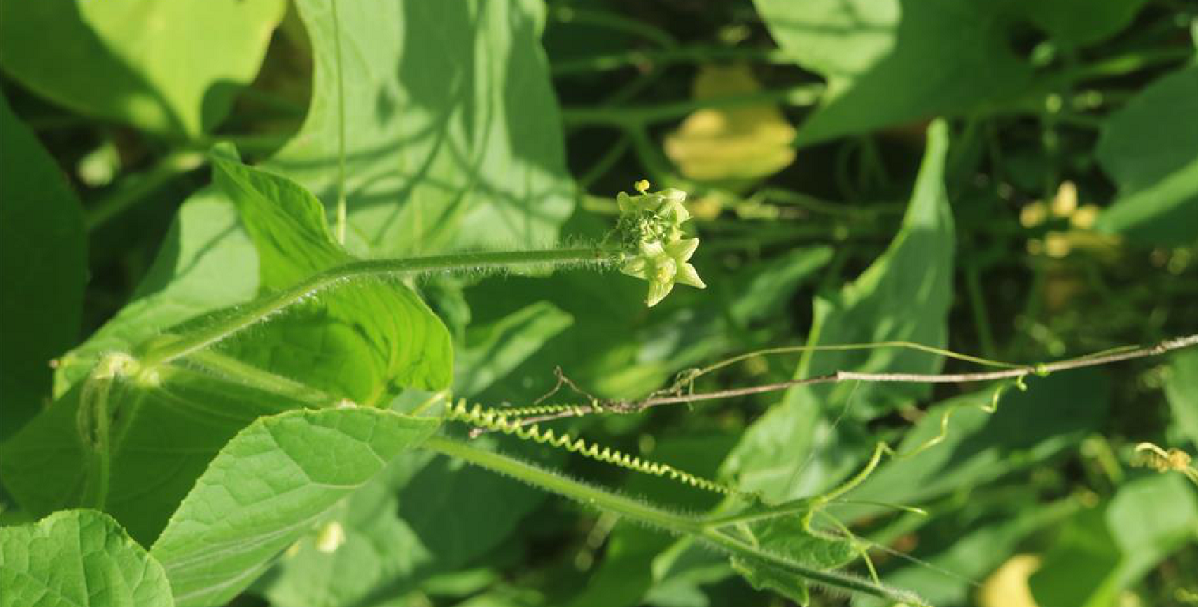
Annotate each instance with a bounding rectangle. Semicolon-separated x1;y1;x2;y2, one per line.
0;0;285;137
269;0;573;256
0;509;173;607
207;152;454;401
150;407;439;607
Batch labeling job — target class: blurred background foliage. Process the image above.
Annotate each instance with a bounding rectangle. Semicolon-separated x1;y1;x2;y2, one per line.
1;0;1197;605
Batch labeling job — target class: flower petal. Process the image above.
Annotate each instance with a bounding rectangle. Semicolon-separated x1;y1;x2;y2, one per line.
666;238;700;262
646;279;674;307
676;263;706;289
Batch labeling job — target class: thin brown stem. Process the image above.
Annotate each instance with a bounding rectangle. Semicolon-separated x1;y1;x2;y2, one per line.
497;334;1198;428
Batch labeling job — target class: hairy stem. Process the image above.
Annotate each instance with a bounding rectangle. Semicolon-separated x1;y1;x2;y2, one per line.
422;435;927;606
139;247;619;367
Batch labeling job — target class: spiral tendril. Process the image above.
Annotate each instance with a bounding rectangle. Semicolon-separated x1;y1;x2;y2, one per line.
445;399;737;495
497;402;595;418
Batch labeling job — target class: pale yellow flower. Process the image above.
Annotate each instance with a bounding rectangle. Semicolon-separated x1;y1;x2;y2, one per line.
620;238;705;307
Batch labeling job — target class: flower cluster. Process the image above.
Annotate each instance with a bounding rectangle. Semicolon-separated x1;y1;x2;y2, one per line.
615;181;705;307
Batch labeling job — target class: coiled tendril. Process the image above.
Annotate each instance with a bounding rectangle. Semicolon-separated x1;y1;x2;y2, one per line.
444;399;737;496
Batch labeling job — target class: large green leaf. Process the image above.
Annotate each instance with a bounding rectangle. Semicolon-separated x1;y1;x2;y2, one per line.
150;407;439;607
0;0;284;138
269;0;573;256
0;509;173;607
754;0;1030;144
1029;474;1198;607
1166;349;1198;447
0;92;86;440
722;120;955;502
207;153;454;401
1096;65;1198;246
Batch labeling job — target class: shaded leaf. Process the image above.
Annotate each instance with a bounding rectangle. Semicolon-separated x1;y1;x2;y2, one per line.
1016;0;1148;47
854;495;1079;607
455;301;573;397
0;0;284;137
0;509;173;607
1166;348;1198;448
0;92;86;440
841;371;1111;520
1029;474;1198;607
754;0;1030;144
722;120;954;502
731;559;811;606
149;407;439;607
0;362;317;543
1096;65;1198;246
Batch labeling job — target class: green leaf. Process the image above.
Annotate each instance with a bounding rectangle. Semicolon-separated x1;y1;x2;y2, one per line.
0;92;86;440
1030;474;1198;607
731;559;811;606
1015;0;1148;47
564;529;673;607
729;512;859;606
722;120;955;502
1166;349;1198;448
1096;65;1198;246
455;301;573;396
852;494;1079;607
208;153;454;401
149;407;439;607
0;509;173;607
0;0;284;138
262;428;559;607
842;371;1111;519
55;190;258;392
259;453;435;607
754;0;1030;144
0;362;319;543
268;0;574;256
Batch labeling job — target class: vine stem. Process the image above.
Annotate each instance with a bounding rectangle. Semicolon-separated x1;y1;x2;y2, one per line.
138;247;618;368
329;0;348;244
503;334;1198;427
422;435;927;606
